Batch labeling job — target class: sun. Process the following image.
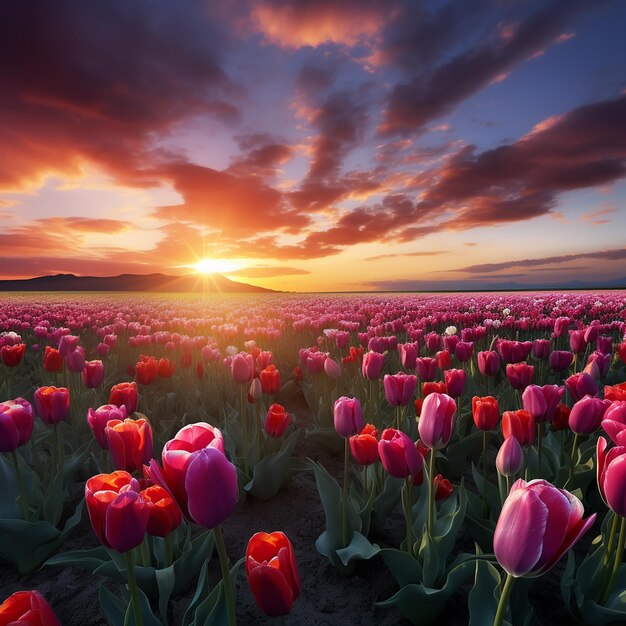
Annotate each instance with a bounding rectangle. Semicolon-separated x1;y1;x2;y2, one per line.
190;258;241;275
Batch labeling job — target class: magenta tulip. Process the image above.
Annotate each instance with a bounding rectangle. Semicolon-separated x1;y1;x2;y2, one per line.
444;368;466;398
568;395;610;435
415;357;438;382
361;351;384;380
383;372;417;407
333;396;364;438
477;350;500;377
532;339;551;360
378;428;422;478
565;372;598;402
522;385;547;422
0;398;34;452
597;437;626;517
82;360;105;388
496;437;523;477
602;402;626;445
549;350;574;372
88;404;128;449
505;363;534;390
418;392;456;450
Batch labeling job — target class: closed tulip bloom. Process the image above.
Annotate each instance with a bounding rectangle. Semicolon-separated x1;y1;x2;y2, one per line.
246;531;301;618
444;368;466;398
422;381;447;397
0;343;26;368
522;385;547;422
43;346;63;372
565;372;598;402
65;345;86;373
496;436;523;476
58;334;79;357
502;410;535;446
157;357;176;378
249;377;262;402
323;357;341;380
398;342;418;370
136;356;158;385
82;360;105;388
568;395;610;435
454;341;474;363
147;423;224;518
434;475;454;500
333;396;364;438
378;428;422;478
305;351;327;374
597;437;626;516
384;372;417;407
617;342;626;365
367;336;385;353
185;448;238;528
506;363;534;390
88;404;128;449
597;336;613;355
602;401;626;445
532;339;551;360
361;350;384;380
552;404;571;431
261;364;282;392
265;404;291;438
498;340;532;364
472;396;500;431
415;357;438;382
569;330;587;354
349;423;379;465
540;385;565;422
549;350;574;372
85;471;149;552
553;317;571;337
494;479;595;577
0;590;60;626
443;335;459;354
109;381;138;414
256;350;274;370
425;332;441;353
477;350;500;377
435;350;452;371
141;483;182;537
105;417;154;473
418;392;456;450
584;351;611;379
0;398;34;452
34;386;70;425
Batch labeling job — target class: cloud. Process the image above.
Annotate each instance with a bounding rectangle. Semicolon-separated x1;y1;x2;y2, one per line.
364;250;448;261
35;217;131;234
225;266;310;278
455;248;626;274
379;0;588;135
581;205;617;224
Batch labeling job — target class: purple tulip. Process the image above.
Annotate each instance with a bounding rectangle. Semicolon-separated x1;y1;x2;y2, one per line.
565;372;598;402
477;350;500;377
454;341;474;363
549;350;574;372
333;396;364;438
494;479;596;577
496;437;523;477
532;339;551;360
418;392;456;450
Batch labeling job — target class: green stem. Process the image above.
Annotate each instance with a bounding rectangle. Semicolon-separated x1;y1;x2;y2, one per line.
255;402;261;464
604;512;620;570
396;405;402;430
497;472;506;507
55;423;65;474
342;437;350;547
482;431;489;518
601;515;626;605
214;526;237;626
140;537;151;568
505;475;512;498
164;533;174;568
493;572;515;626
536;423;543;477
427;448;436;535
125;550;143;626
11;450;29;521
403;476;414;558
362;466;368;497
567;433;580;487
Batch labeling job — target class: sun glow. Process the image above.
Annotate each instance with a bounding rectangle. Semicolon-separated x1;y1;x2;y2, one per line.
190;258;241;275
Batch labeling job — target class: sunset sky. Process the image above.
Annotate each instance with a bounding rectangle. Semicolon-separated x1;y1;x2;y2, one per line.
1;0;625;291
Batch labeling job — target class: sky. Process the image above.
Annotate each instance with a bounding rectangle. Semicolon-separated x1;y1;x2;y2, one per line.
1;0;625;292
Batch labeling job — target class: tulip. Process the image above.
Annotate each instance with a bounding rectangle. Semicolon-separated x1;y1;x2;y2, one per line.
65;345;86;373
146;423;224;519
522;385;547;422
323;357;341;380
136;356;158;385
602;401;626;445
141;483;182;538
569;329;587;354
584;351;611;379
246;531;301;617
361;350;384;380
157;357;176;378
261;364;282;392
0;343;26;367
505;363;534;390
532;339;551;360
34;386;70;425
398;342;418;370
605;382;626;402
378;428;422;478
367;336;385;353
85;471;149;552
265;404;291;438
0;398;34;452
0;590;60;626
97;342;111;357
477;350;500;377
58;334;79;356
472;396;500;431
597;336;613;355
617;342;626;365
349;424;379;465
496;436;523;477
333;396;363;438
105;417;154;473
443;368;466;398
434;475;453;500
502;410;535;447
435;350;452;371
88;404;128;449
549;350;574;372
422;381;447;397
553;317;571;337
539;384;565;422
565;372;598;402
494;478;595;577
418;392;456;450
498;340;532;364
454;341;474;363
256;350;274;370
443;334;459;354
568;395;610;435
551;403;571;431
383;372;417;407
43;346;63;372
415;357;438;382
109;381;138;414
597;437;626;517
305;351;327;374
82;360;104;388
424;331;441;353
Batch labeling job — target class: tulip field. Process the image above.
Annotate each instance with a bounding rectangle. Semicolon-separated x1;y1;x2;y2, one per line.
1;290;626;625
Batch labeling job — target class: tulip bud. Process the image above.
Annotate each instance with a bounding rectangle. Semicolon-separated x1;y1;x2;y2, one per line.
496;436;523;476
249;377;262;401
264;404;291;438
361;351;384;380
34;386;70;425
333;396;364;438
472;396;500;431
505;363;534;390
383;372;417;407
378;428;422;478
477;350;500;377
549;350;574;372
418;392;456;449
568;395;610;435
323;357;341;380
522;385;547;422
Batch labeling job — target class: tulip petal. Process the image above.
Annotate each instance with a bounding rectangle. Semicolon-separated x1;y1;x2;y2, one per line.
105;491;149;553
248;562;294;617
494;487;548;577
531;482;571;570
603;453;626;518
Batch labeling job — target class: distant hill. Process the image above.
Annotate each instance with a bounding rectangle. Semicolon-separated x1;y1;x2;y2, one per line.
0;273;276;293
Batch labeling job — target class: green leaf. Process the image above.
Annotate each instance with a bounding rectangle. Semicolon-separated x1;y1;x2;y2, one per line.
46;545;110;571
468;549;501;626
156;565;176;623
336;532;380;566
98;584;161;626
379;548;422;587
306;427;343;454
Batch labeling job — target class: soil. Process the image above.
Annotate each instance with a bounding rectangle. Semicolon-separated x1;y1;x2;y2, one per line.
0;391;578;626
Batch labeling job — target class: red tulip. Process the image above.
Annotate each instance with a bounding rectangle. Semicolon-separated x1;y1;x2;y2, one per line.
260;364;281;394
82;360;104;388
472;396;500;431
415;357;438;382
422;381;447;397
33;386;70;425
605;382;626;402
136;356;158;385
140;484;182;537
506;363;534;390
0;343;26;367
43;346;63;372
105;417;154;473
551;403;571;431
502;410;535;446
85;471;149;553
434;475;453;500
435;350;452;371
246;531;301;617
0;590;60;626
264;404;291;438
443;368;466;398
349;424;379;465
157;357;176;378
109;381;138;414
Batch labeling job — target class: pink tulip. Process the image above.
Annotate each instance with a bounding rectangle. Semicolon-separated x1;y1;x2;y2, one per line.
418;392;456;449
88;404;128;449
522;385;547;422
477;350;500;377
602;401;626;445
231;352;254;384
0;398;34;452
565;372;598;402
378;428;422;478
333;396;364;438
415;357;438;382
82;360;105;388
494;479;595;578
361;351;384;380
496;437;523;477
383;372;417;407
398;342;418;370
568;395;610;435
598;437;626;516
505;363;534;390
323;356;342;379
